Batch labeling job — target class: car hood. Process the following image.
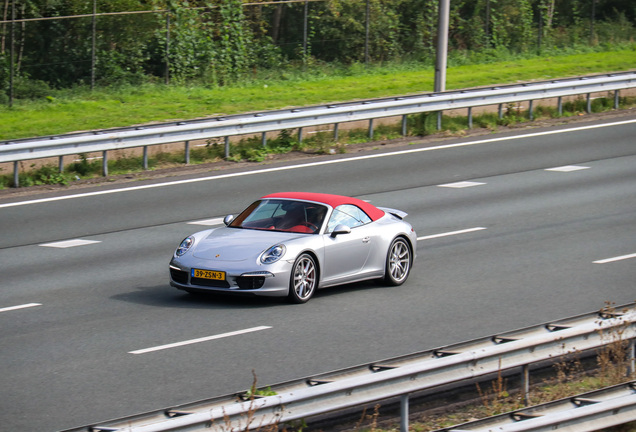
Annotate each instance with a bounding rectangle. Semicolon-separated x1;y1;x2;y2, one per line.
192;227;306;262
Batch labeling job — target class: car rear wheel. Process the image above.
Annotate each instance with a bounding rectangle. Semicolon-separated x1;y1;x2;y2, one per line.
384;237;412;286
288;253;318;303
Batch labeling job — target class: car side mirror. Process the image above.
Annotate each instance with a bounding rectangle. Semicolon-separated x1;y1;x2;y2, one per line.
330;224;351;237
223;215;234;226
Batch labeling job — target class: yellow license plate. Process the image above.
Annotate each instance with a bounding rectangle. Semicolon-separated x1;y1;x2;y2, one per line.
191;269;226;281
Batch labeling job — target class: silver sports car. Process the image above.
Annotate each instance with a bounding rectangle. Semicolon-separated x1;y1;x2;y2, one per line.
169;192;417;303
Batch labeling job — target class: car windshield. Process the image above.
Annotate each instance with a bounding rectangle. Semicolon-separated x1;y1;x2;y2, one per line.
229;199;328;234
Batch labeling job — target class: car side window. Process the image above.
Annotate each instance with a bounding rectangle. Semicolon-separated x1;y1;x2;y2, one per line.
326;204;372;233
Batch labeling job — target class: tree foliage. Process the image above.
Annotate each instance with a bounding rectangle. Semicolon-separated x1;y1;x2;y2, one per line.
0;0;634;97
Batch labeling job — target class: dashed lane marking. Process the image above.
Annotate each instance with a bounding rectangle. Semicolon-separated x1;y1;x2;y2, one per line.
129;326;273;355
418;227;487;241
39;239;102;248
0;303;42;313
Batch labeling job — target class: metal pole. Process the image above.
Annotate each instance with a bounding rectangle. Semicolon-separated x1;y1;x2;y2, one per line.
9;0;15;107
224;136;230;159
91;0;96;90
528;100;534;120
401;115;407;136
467;107;473;129
368;119;374;140
165;14;170;85
333;123;339;141
13;161;18;187
558;96;563;116
303;0;308;67
58;156;64;173
261;132;267;147
522;364;530;406
102;151;108;176
365;0;370;64
143;147;148;170
434;0;450;93
614;90;620;109
586;93;592;113
184;141;190;165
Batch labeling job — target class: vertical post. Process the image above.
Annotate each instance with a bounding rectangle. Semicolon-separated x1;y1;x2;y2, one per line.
224;136;230;159
400;394;409;432
614;90;620;109
437;111;442;130
434;0;450;93
368;119;374;140
401;115;407;136
586;93;592;113
557;96;563;116
498;103;503;119
9;0;15;107
102;151;108;177
333;123;339;142
467;107;473;129
522;364;530;406
528;100;534;120
91;0;96;90
628;339;635;376
13;161;19;188
364;0;370;64
184;141;190;165
165;14;170;85
298;128;303;143
302;0;308;68
143;147;148;170
261;132;267;147
58;156;64;173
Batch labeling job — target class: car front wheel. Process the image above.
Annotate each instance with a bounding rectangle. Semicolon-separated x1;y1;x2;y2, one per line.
384;237;412;286
288;253;318;303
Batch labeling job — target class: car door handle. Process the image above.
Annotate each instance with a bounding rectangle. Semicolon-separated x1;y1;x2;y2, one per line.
362;236;370;243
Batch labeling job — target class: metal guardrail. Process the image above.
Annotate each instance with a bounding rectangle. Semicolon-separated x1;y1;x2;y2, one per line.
2;71;636;186
61;303;636;432
437;381;636;432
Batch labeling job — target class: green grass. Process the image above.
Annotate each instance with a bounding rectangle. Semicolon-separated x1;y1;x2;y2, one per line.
1;48;635;141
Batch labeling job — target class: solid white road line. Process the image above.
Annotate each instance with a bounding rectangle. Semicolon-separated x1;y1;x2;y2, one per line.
418;227;487;241
0;303;42;313
593;253;636;264
129;326;273;355
2;119;634;209
39;239;102;248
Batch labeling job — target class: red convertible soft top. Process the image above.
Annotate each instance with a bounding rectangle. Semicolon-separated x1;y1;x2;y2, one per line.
262;192;385;221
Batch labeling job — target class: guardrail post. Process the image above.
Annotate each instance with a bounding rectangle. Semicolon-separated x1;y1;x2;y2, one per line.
400;394;409;432
498;103;503;119
143;147;148;170
586;93;592;113
401;115;407;136
262;132;267;147
334;123;339;141
468;107;473;129
58;156;64;173
528;100;534;120
437;111;442;130
185;141;190;165
558;97;563;116
522;364;530;406
224;136;230;159
629;338;635;376
368;119;374;140
13;161;19;188
102;151;108;176
614;90;620;109
298;128;304;143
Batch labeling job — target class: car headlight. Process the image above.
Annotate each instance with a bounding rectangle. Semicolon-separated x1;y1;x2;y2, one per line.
261;244;286;264
176;236;195;257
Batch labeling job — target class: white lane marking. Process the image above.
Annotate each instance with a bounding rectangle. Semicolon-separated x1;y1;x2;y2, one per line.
594;253;636;264
39;239;102;248
546;165;590;172
0;303;42;313
438;181;486;188
129;326;272;355
187;217;224;226
418;227;487;241
2;119;635;210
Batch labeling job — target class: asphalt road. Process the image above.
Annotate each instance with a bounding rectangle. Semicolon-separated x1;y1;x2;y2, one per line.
1;114;635;431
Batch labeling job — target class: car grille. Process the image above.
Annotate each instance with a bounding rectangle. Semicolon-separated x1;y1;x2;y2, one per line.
236;276;266;290
170;268;189;284
191;277;231;288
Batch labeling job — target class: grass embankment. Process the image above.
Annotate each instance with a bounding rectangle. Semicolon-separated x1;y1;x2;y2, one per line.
1;48;635;187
